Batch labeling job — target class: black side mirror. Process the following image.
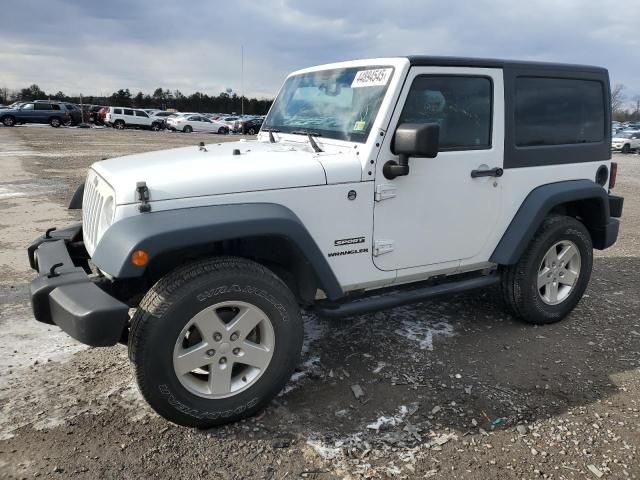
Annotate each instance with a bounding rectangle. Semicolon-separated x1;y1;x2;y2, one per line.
384;123;440;180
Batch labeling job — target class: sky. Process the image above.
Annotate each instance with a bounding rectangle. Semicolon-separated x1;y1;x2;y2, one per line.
0;0;639;105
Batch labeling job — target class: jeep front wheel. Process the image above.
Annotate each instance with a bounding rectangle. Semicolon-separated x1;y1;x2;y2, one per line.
500;215;593;324
128;256;303;427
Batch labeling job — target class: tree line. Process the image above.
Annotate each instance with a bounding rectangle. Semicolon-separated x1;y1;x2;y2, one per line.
611;84;640;122
0;84;273;115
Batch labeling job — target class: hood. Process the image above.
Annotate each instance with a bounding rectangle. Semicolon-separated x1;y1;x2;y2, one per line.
91;139;362;205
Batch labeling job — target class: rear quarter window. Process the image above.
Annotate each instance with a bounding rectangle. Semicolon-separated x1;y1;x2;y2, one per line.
123;109;134;116
114;108;122;114
515;77;605;147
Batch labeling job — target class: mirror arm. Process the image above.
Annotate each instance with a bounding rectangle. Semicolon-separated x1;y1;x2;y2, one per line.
383;153;410;180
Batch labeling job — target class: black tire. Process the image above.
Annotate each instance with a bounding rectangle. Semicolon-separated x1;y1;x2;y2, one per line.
114;120;125;130
500;215;593;325
622;144;631;154
218;127;227;134
183;125;193;133
151;122;161;131
49;117;62;128
1;116;15;127
247;127;256;135
128;256;303;428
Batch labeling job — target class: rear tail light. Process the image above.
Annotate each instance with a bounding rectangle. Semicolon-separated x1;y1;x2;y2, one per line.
609;162;617;189
64;111;70;116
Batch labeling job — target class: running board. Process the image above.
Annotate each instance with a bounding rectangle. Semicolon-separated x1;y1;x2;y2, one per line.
315;275;500;318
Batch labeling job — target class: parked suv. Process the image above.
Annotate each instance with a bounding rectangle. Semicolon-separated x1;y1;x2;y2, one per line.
612;131;640;153
28;57;623;428
1;101;80;127
104;107;164;131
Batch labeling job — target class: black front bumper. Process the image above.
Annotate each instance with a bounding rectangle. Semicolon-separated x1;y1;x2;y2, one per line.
28;224;129;347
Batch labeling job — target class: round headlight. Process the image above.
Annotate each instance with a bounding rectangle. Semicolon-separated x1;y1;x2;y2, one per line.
97;195;115;239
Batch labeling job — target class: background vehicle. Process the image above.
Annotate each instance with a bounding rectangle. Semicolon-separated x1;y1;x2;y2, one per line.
166;114;229;133
148;111;176;130
238;117;263;135
28;56;622;429
0;101;80;127
612;130;640;153
104;107;161;130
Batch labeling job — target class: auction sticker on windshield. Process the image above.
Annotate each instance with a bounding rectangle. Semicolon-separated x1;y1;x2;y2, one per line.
351;68;393;88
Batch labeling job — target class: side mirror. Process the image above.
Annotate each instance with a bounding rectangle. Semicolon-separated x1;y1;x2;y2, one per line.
384;123;440;180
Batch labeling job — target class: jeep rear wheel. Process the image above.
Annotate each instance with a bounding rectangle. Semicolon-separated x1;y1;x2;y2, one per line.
500;215;593;324
114;120;125;130
49;117;62;128
128;256;303;427
2;116;16;127
183;125;193;133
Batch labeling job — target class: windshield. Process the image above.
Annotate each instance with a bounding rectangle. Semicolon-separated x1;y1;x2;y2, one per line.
614;131;633;139
263;66;394;142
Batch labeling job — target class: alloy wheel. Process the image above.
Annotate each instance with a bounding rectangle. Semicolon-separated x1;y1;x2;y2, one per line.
537;240;581;305
172;301;275;399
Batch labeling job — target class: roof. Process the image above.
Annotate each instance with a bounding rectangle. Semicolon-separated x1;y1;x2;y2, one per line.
406;56;607;73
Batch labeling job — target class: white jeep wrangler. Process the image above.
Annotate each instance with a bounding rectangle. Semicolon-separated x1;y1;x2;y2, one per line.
29;56;623;427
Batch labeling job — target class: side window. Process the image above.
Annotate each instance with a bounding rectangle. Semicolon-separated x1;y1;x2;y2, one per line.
21;103;35;110
515;77;605;147
114;108;122;114
51;104;61;110
398;76;492;150
188;116;199;121
65;104;76;110
34;103;52;110
135;111;149;118
123;109;134;116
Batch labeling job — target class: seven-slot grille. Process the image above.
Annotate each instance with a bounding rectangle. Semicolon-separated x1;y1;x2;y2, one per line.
82;170;111;255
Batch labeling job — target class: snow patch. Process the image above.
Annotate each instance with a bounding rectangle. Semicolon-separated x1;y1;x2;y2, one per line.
367;405;409;431
388;305;455;350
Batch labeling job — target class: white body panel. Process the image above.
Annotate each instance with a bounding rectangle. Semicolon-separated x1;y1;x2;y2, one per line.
373;67;505;271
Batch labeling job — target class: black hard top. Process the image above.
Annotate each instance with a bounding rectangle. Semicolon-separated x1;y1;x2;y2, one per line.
406;56;607;73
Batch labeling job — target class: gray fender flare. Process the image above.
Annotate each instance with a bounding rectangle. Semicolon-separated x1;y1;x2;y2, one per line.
490;179;610;265
91;203;343;300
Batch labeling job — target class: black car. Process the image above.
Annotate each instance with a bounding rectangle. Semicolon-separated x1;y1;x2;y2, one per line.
238;117;263;135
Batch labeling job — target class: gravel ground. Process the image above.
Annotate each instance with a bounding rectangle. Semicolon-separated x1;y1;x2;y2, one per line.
0;125;638;479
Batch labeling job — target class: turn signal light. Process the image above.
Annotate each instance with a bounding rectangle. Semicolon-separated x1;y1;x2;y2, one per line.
131;249;149;267
609;162;617;189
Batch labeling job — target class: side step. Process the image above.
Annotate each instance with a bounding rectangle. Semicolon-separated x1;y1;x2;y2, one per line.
315;274;500;318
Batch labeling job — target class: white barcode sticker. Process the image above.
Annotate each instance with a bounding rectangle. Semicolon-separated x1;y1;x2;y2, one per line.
351;68;393;88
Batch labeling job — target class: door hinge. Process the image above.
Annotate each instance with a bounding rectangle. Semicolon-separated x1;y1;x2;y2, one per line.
373;239;394;256
375;184;397;202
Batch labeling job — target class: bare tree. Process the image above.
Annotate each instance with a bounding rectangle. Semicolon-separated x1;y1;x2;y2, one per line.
632;94;640;121
0;87;8;104
611;84;626;113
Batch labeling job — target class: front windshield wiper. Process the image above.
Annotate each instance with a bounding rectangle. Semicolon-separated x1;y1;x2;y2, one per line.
262;127;280;143
290;130;323;153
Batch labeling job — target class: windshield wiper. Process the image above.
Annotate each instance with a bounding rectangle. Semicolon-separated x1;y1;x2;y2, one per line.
290;130;323;153
262;127;280;143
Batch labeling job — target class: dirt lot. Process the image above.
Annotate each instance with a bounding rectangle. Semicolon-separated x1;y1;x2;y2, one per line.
0;125;638;479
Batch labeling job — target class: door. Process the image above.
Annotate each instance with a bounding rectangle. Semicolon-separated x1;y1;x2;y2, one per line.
19;103;36;123
34;103;52;122
134;110;150;126
373;67;505;271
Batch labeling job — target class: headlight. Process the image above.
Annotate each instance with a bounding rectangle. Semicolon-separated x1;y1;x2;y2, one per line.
97;195;115;239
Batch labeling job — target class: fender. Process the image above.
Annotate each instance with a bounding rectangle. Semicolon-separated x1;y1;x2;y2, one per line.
91;203;343;300
490;180;611;265
68;183;84;210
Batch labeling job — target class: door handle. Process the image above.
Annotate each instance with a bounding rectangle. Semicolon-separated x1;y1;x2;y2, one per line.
470;167;503;178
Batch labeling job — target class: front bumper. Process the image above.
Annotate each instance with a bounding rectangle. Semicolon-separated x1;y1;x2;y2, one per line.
28;224;129;347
